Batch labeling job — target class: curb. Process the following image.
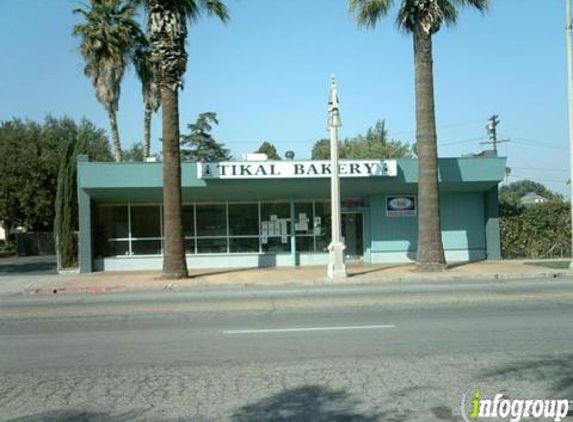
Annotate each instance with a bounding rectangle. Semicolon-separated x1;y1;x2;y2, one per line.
24;284;125;296
21;271;572;296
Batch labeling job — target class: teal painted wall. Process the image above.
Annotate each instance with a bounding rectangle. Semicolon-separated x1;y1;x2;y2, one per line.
441;193;486;251
369;192;485;255
77;156;505;272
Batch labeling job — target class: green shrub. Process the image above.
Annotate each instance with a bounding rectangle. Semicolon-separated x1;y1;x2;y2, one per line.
500;202;571;259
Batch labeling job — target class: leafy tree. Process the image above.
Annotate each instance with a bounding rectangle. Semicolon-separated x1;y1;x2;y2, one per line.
133;36;161;160
73;0;144;162
348;0;490;271
345;120;411;158
500;180;563;208
311;120;411;159
256;141;281;160
132;0;230;279
0;117;111;246
54;120;112;268
311;139;335;160
122;142;145;162
181;112;231;162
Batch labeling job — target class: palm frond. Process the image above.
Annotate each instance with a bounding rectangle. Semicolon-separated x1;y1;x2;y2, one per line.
450;0;490;13
129;0;229;24
438;0;457;27
348;0;393;28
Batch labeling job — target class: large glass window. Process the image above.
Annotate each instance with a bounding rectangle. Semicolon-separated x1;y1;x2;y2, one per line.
296;236;314;252
314;201;332;252
228;203;259;236
230;237;259;253
132;240;162;255
184;239;196;255
97;206;128;239
182;205;195;238
95;206;129;257
197;238;227;254
95;200;342;258
196;204;227;237
108;240;129;256
131;206;161;238
260;202;290;253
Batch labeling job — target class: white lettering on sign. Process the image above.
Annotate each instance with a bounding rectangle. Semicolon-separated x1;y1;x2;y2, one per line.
197;160;397;179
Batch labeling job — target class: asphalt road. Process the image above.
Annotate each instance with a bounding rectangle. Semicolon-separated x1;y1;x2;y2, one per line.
1;278;573;421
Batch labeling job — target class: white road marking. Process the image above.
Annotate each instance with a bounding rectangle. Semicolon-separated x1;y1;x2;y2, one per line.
222;324;396;334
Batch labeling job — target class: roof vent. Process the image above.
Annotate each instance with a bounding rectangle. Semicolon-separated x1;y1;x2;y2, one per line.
242;153;268;161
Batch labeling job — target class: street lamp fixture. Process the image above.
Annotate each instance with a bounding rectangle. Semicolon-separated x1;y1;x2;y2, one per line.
327;74;347;281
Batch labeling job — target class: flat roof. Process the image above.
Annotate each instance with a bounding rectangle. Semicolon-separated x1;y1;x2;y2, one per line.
78;156;507;203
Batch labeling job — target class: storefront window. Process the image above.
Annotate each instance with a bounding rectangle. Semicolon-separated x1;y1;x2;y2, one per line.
228;203;259;236
132;240;162;255
230;237;259;253
262;237;290;253
131;206;161;238
97;206;128;239
261;202;289;222
182;205;195;238
296;236;314;252
197;238;228;254
314;201;332;251
196;204;227;237
260;202;290;253
294;203;313;236
95;206;128;257
96;200;338;258
184;239;196;255
108;240;129;256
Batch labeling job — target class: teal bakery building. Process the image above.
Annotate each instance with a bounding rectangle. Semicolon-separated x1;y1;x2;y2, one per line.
76;155;506;273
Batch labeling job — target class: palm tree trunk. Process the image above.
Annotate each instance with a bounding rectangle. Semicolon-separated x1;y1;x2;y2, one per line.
160;85;188;279
108;109;122;162
413;28;446;271
143;106;151;160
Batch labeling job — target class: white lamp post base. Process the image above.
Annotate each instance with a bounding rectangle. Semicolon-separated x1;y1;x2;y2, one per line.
327;241;347;282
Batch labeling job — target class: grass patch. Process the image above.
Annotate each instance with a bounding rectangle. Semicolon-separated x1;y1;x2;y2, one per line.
526;260;570;270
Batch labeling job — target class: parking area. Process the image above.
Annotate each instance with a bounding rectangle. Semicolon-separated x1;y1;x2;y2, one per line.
0;255;57;276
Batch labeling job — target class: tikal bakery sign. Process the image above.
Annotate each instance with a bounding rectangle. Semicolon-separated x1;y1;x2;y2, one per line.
198;160;397;179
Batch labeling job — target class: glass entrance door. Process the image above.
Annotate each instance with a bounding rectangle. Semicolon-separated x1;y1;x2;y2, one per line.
342;212;363;261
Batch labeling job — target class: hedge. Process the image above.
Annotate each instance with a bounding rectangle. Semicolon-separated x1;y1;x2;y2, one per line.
500;201;571;259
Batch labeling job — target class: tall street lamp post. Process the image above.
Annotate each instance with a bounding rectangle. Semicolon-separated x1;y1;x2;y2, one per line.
566;0;573;270
327;75;347;281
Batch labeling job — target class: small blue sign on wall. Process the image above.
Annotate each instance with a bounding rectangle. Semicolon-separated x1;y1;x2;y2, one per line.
386;196;416;217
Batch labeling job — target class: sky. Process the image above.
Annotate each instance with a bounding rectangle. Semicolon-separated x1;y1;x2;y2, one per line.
0;0;570;195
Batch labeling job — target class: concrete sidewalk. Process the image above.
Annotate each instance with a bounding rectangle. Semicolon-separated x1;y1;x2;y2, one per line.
17;260;572;295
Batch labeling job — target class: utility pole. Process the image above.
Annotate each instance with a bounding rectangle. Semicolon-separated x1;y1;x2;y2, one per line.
565;0;573;270
481;115;509;155
326;75;346;281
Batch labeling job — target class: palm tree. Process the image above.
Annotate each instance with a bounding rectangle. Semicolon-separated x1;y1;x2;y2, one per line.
133;38;161;160
348;0;489;271
132;0;229;279
73;0;143;162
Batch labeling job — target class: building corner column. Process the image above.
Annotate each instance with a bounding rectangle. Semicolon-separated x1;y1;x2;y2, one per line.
77;155;93;273
485;186;502;260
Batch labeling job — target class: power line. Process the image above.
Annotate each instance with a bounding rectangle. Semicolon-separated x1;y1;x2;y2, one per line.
439;137;483;147
512;137;568;150
511;166;568;173
387;119;483;137
508;174;568;184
